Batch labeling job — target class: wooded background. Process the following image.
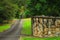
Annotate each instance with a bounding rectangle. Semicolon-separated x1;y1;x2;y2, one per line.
0;0;60;23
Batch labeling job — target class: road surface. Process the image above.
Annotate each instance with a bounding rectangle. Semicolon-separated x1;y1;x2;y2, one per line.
0;19;23;40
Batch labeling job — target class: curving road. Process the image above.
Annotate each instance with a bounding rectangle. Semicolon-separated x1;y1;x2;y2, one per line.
0;19;23;40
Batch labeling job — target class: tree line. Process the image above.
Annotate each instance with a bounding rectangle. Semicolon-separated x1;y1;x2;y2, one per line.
0;0;60;23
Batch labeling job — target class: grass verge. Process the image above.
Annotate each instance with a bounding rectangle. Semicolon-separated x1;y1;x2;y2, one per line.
20;36;60;40
21;18;31;35
0;24;11;32
0;19;17;32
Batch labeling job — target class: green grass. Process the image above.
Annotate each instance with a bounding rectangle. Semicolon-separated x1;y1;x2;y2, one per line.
20;36;60;40
0;24;11;32
0;19;17;32
21;18;32;35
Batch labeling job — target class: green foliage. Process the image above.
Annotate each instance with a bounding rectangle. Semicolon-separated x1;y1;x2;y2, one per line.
21;0;60;17
46;0;60;16
0;0;19;23
24;9;31;17
35;3;41;10
0;0;60;21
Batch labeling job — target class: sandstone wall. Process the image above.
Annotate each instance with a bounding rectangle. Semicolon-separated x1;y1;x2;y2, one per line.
32;16;60;37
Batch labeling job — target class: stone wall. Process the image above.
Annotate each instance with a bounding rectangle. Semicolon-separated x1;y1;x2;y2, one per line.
31;16;60;37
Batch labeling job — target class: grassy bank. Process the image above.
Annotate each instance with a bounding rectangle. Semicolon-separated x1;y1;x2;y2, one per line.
21;18;31;35
0;24;11;32
0;19;17;32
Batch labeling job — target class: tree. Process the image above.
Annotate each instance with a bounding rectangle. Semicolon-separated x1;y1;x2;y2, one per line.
26;0;60;17
0;0;19;23
46;0;60;17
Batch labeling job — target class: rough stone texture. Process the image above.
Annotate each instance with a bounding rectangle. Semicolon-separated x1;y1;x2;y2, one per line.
32;17;60;37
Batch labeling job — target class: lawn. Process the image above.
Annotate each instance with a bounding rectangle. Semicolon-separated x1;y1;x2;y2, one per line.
0;24;11;32
20;36;60;40
21;18;32;35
